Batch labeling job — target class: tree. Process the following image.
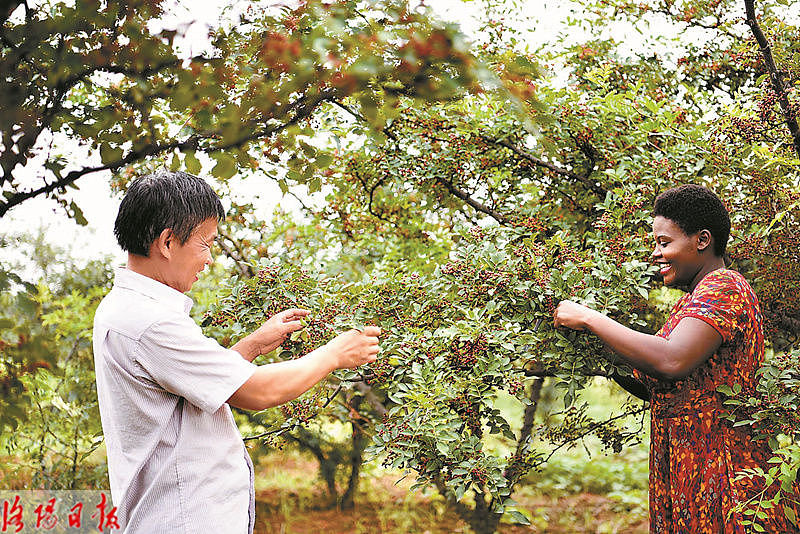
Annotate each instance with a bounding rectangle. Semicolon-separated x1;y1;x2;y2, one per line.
3;0;799;530
202;0;800;531
0;0;496;438
0;228;111;488
0;0;485;219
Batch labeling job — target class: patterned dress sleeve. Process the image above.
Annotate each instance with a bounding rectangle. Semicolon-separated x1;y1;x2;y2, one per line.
676;270;742;344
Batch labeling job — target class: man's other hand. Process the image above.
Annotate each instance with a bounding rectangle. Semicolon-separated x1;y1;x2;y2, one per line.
251;308;310;355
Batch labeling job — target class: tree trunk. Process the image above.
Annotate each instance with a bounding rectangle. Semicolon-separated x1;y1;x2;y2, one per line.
339;417;368;509
466;489;502;534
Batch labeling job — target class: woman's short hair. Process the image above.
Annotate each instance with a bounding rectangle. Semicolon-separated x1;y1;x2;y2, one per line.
114;170;225;256
653;184;730;257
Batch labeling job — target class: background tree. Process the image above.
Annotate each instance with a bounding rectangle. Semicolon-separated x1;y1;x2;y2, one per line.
0;228;111;488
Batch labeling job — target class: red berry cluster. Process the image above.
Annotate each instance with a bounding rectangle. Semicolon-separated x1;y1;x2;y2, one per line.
280;395;322;423
512;215;547;234
449;393;482;434
441;260;513;302
507;377;524;397
376;417;414;468
203;308;236;328
504;450;538;484
256;266;281;286
470;466;488;486
365;358;393;385
446;334;488;370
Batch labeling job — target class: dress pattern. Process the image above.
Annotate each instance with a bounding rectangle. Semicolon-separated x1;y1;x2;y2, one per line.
633;268;799;533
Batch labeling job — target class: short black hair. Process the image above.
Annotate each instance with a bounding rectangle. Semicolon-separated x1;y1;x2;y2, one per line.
653;184;730;256
114;169;225;256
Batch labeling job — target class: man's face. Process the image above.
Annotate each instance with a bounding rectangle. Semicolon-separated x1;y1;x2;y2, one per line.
165;218;217;293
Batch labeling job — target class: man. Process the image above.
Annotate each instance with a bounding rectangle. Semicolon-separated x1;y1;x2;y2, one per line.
92;169;380;533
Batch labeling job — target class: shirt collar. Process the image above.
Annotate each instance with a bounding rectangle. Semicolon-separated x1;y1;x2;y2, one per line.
113;267;193;314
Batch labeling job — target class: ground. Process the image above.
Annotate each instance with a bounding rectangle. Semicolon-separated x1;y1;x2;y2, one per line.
252;451;649;534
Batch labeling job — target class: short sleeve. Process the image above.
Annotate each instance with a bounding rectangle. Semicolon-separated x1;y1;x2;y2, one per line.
678;272;742;344
135;315;257;414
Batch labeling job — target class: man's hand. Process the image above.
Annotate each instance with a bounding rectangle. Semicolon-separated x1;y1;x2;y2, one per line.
553;300;596;331
227;325;382;410
255;308;311;354
323;326;381;369
232;308;310;361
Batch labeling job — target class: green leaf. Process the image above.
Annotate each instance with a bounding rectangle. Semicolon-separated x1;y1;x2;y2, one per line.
69;201;88;226
99;143;123;165
315;153;334;168
717;385;734;396
784;506;797;525
184;151;202;174
508;510;531;525
212;153;237;180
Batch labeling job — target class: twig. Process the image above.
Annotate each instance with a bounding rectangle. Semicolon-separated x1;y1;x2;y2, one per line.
243;382;344;441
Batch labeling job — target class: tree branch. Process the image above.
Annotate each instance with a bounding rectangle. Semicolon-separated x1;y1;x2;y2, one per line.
485;136;606;198
332;99;397;141
744;0;800;159
214;232;252;278
1;0;24;25
0;88;341;218
353;381;387;417
434;177;510;225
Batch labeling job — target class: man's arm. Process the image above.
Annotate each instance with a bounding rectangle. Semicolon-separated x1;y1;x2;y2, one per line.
227;327;381;410
554;300;722;381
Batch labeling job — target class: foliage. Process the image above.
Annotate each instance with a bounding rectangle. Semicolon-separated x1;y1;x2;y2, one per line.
205;187;658;532
0;232;111;488
3;0;800;530
0;0;488;219
718;348;800;530
201;0;800;531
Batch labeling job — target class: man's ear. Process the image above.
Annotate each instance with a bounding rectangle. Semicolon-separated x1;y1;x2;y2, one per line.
696;229;713;253
152;228;174;259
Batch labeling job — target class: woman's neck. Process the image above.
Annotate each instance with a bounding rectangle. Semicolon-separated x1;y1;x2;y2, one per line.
689;256;727;292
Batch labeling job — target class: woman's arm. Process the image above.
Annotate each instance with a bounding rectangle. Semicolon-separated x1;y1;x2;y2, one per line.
554;300;723;380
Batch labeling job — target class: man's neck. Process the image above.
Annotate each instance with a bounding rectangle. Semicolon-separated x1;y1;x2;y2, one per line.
126;254;168;287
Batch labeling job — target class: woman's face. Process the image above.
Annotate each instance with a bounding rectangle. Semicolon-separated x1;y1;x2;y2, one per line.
651;215;704;288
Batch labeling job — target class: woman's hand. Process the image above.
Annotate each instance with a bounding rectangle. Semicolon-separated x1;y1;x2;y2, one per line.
553;300;596;331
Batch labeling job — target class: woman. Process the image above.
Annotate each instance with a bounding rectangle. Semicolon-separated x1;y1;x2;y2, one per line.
554;184;799;533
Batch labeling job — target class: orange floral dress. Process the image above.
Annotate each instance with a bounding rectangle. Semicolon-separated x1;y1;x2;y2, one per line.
633;268;799;533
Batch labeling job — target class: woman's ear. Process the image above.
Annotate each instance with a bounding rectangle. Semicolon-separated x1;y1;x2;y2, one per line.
696;229;713;253
153;228;174;259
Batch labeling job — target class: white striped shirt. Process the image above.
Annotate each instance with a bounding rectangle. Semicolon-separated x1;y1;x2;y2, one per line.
93;268;257;534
